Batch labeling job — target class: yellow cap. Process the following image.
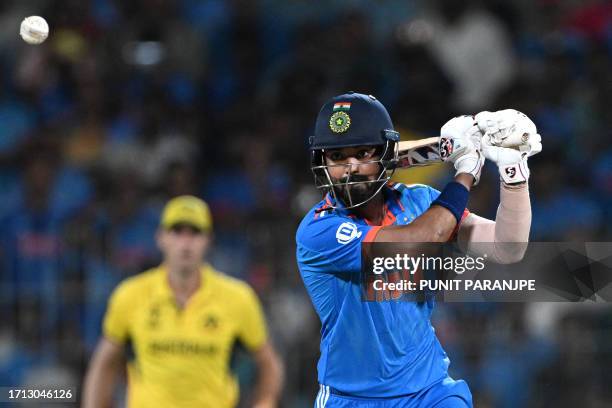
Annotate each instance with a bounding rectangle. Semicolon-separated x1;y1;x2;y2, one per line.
160;195;212;232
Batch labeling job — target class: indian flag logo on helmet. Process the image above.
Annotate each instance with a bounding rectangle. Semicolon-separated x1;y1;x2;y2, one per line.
329;101;352;133
333;102;351;111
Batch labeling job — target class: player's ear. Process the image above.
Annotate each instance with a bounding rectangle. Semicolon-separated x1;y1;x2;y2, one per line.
155;228;166;252
201;231;213;255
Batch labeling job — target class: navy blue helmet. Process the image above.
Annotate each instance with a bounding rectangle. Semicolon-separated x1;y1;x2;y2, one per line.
309;92;400;208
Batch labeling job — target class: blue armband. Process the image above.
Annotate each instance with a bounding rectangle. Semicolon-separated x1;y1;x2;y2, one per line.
431;181;469;223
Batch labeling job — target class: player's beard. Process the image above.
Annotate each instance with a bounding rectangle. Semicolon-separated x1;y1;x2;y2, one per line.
333;174;382;208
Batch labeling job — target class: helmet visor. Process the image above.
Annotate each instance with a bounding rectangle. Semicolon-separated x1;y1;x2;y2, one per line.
311;140;398;209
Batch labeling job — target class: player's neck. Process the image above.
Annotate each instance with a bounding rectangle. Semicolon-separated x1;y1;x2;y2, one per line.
352;193;385;225
167;265;201;308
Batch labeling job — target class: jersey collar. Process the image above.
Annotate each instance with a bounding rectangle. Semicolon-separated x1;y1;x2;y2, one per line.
156;263;215;306
325;183;404;225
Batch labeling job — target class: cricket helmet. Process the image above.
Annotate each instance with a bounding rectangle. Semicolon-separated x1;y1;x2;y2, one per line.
309;92;400;209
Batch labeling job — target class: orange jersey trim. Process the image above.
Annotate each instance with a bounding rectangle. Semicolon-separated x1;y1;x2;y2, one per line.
449;208;470;241
364;226;383;242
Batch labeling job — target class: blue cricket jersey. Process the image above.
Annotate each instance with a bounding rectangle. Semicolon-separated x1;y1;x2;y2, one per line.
296;182;467;398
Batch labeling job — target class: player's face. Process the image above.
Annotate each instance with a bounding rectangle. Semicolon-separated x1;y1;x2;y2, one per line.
157;225;210;271
324;146;382;205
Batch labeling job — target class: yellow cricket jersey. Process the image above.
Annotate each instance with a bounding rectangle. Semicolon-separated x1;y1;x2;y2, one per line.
103;264;268;408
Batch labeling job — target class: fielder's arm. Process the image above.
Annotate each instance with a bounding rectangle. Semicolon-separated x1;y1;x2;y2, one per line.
252;341;284;408
82;338;125;408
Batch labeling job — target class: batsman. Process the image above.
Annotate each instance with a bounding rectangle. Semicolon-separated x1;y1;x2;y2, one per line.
296;92;542;407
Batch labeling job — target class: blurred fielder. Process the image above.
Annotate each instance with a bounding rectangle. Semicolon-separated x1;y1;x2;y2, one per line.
296;92;541;407
83;196;283;408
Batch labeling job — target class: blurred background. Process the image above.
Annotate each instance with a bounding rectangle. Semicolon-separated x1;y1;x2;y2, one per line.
0;0;611;406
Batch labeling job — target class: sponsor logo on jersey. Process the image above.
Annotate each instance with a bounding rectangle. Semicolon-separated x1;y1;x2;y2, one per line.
148;340;218;356
336;222;362;244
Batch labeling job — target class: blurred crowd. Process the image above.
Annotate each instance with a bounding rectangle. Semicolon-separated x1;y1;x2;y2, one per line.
0;0;611;406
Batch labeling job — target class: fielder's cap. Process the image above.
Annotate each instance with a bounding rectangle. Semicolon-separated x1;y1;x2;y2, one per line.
160;195;212;232
310;92;399;150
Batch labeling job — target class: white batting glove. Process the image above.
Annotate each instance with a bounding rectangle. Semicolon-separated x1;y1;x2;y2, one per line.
475;109;542;184
439;115;485;185
475;109;542;156
481;141;530;184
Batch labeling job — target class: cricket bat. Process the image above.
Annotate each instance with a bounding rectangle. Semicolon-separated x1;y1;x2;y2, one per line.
396;135;525;168
396;137;442;168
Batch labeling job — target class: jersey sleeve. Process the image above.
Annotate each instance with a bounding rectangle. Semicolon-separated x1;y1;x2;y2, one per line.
236;284;268;352
423;185;440;203
296;214;379;274
102;281;134;345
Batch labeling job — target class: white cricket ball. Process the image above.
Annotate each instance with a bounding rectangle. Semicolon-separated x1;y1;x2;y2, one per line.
20;16;49;45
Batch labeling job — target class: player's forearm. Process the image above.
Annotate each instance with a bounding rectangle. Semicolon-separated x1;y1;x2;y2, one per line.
252;343;284;408
82;365;117;408
375;175;472;243
82;363;120;408
453;173;475;191
82;340;124;408
458;182;531;263
496;182;531;241
376;207;458;242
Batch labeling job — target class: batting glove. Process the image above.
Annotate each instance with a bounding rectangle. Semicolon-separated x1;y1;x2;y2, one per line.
439;115;485;185
475;109;542;184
